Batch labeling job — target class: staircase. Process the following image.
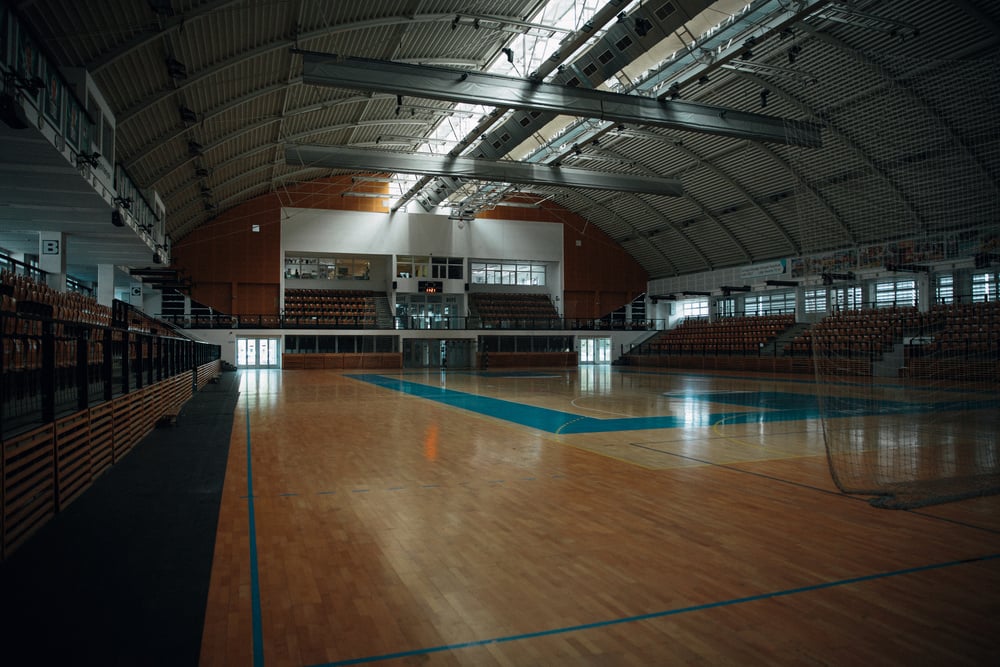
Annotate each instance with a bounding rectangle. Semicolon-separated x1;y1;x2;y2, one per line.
873;341;905;378
374;295;394;328
772;322;811;356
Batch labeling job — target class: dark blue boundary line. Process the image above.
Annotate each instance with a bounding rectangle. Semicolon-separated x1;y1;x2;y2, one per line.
306;552;1000;667
245;400;265;666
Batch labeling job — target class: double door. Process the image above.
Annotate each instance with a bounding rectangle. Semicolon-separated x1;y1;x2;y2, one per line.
236;337;280;368
579;337;611;364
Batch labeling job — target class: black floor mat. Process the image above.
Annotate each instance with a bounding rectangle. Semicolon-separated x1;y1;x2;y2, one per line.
0;371;240;667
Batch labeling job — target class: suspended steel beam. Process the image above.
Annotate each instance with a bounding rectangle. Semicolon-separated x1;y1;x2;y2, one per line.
298;51;823;148
283;145;684;197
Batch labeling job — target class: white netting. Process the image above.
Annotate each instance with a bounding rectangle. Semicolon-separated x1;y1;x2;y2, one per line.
787;49;1000;508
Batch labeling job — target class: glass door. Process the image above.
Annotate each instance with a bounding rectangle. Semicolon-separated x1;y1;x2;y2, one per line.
579;337;611;364
236;337;281;368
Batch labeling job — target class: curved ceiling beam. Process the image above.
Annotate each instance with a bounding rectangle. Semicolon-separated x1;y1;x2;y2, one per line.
123;80;294;170
160;116;422;204
162;143;277;201
806;29;1000;200
754;142;855;246
153;117;427;191
545;190;682;276
566;183;713;271
172;161;279;218
734;69;925;233
89;0;245;73
113;14;475;125
626;193;714;271
272;1;308;197
597;145;753;263
668;141;800;255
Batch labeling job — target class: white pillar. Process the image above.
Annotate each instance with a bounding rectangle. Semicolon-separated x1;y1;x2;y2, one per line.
97;263;115;307
916;273;931;312
38;231;67;291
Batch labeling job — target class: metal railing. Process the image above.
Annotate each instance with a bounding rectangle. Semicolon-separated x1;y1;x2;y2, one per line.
158;313;666;331
2;300;221;440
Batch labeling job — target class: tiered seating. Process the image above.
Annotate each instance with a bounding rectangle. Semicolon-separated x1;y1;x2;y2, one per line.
2;271;114;383
2;270;112;327
785;306;931;358
1;266;222;561
283;288;378;326
470;293;559;325
913;301;1000;357
647;313;795;355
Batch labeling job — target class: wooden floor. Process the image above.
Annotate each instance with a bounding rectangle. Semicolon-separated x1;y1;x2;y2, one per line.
199;367;1000;666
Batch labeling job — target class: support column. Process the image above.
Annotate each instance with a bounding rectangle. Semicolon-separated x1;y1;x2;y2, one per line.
38;231;66;292
916;273;931;312
97;263;115;307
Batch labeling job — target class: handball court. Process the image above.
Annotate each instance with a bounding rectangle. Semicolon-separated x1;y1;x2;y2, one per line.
2;365;998;666
201;366;1000;666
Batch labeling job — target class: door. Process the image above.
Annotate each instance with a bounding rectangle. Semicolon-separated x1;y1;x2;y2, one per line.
402;339;474;368
580;337;611;364
236;337;281;368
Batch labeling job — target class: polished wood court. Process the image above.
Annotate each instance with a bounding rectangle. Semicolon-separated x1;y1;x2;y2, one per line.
200;367;1000;666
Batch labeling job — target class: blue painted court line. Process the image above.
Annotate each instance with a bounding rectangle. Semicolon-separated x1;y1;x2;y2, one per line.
348;374;998;435
306;552;1000;667
244;400;265;667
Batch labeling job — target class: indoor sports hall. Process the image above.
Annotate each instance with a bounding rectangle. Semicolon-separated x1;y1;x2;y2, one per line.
1;1;998;666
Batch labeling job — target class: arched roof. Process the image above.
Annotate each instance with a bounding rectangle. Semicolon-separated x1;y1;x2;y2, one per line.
4;0;998;281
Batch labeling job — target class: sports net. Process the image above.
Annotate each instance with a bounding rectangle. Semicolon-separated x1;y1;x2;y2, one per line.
784;44;1000;508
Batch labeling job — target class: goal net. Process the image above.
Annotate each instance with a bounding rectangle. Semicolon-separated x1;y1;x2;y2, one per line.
783;44;1000;508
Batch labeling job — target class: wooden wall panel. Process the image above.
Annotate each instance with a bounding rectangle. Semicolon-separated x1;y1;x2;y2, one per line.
2;424;56;559
173;179;646;319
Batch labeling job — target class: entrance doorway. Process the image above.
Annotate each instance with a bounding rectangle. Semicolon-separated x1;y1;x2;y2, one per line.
579;337;611;364
402;339;474;369
236;337;281;368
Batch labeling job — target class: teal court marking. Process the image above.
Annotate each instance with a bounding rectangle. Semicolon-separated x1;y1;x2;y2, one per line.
348;374;998;435
243;399;265;667
305;552;1000;667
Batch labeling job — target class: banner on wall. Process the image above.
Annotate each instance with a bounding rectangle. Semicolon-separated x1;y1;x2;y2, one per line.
791;229;993;278
740;259;786;280
790;249;857;278
43;59;62;127
80;104;92;153
65;97;80;150
16;24;41;106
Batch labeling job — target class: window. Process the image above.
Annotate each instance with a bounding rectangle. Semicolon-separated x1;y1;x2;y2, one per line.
396;255;429;279
680;299;708;318
479;335;572;353
470;261;546;286
286;255;371;280
874;279;916;308
745;292;794;316
428;256;464;280
717;297;735;318
972;272;997;302
804;288;827;314
935;274;954;305
833;285;862;311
